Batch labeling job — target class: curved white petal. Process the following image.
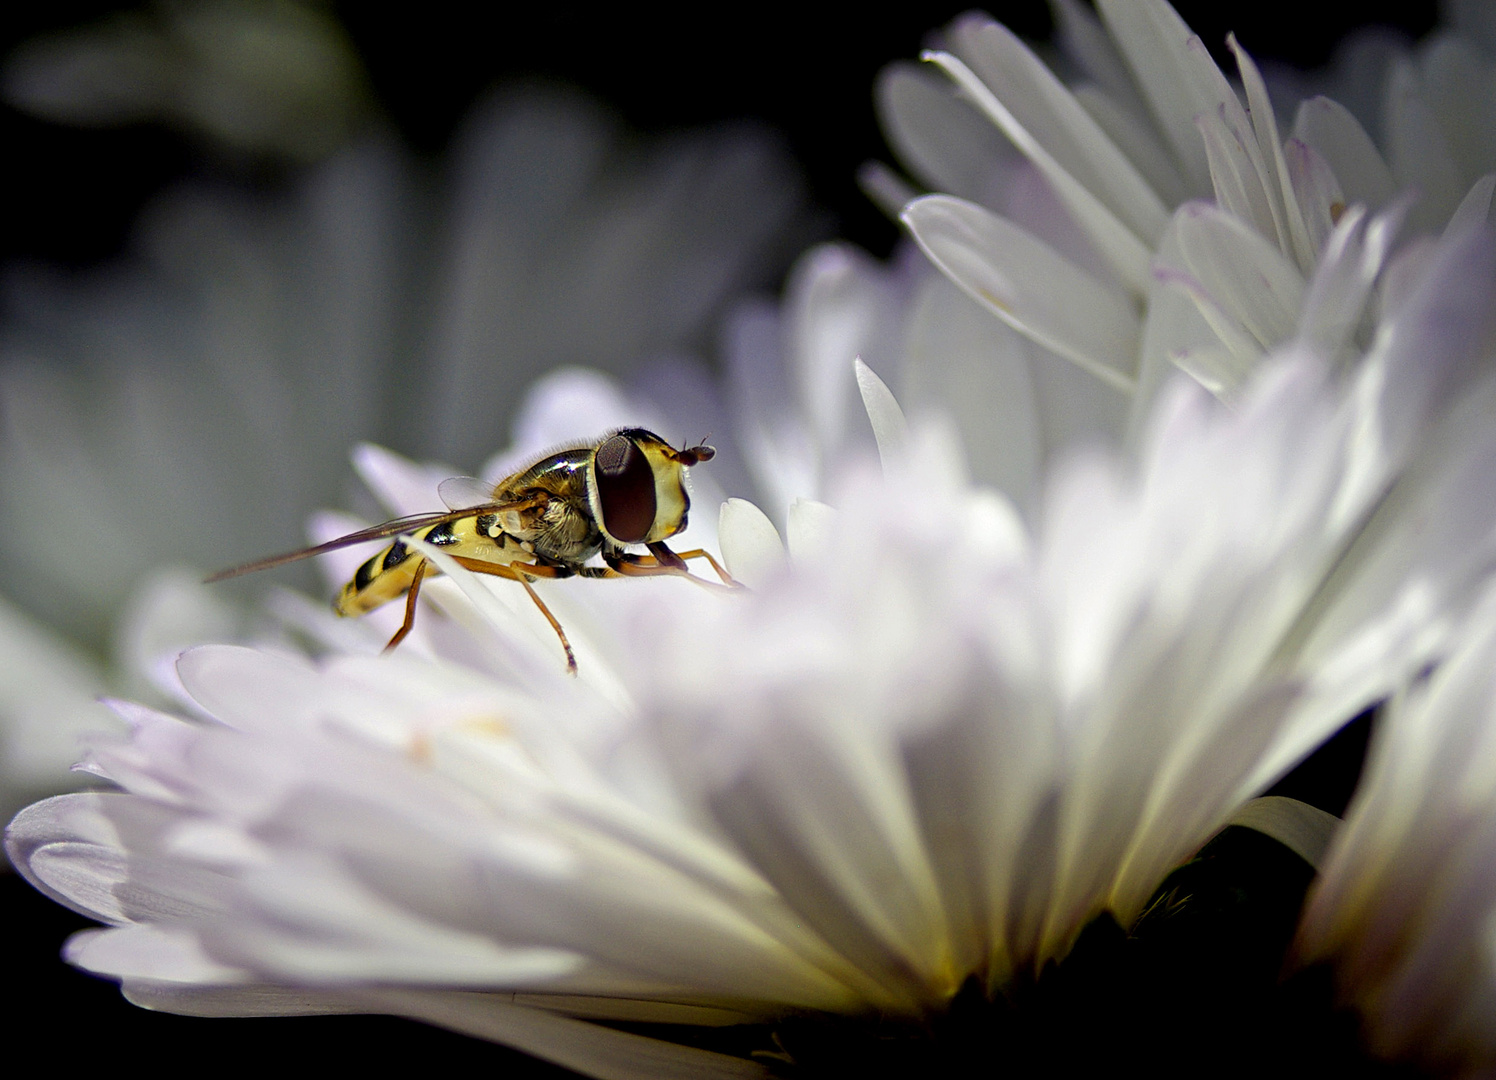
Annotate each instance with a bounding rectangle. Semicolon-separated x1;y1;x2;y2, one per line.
903;195;1140;390
923;49;1154;292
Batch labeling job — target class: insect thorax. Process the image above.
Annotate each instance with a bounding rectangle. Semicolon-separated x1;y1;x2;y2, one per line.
490;449;605;566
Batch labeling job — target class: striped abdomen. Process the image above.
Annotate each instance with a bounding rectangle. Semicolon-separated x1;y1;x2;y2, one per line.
334;516;518;617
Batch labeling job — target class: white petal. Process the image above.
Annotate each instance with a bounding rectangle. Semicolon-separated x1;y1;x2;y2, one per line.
1292;96;1398;211
716;500;785;589
1225;795;1341;870
853;358;909;472
1072;84;1189;207
903;195;1140;390
122;981;357;1016
1198;109;1279;243
8;793;127;921
176;644;323;734
947;16;1170;244
1297;203;1395;361
1094;0;1234;195
364;989;770;1080
875;62;1015;204
114;567;242;703
1445;173;1496;237
1172;202;1306;355
1049;0;1142;110
1228;36;1316;271
67;924;248;984
724;300;818;515
785;499;836;564
1418;35;1496;183
856;159;919;219
351;442;451;518
1365;224;1496;468
1128;217;1234;429
785;244;902;462
1285;137;1347;257
923;49;1154;293
213;858;583;986
899;273;1044;510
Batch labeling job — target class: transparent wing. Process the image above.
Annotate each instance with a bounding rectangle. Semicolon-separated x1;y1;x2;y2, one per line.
439;475;498;510
204;510;477;582
205;492;549;583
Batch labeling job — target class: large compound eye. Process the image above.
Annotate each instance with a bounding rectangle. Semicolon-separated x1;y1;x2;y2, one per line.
594;434;656;543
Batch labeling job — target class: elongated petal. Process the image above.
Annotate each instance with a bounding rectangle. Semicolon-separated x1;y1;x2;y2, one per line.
1072;84;1189;207
948;16;1170;244
1049;0;1141;109
1094;0;1233;195
875;62;1014;204
923;50;1154;292
1285;137;1348;257
903;195;1140;390
1446;173;1496;237
1228;36;1316;271
853;358;909;472
899;272;1044;510
718;499;785;588
365;989;770;1080
1293;96;1398;212
1172;202;1306;355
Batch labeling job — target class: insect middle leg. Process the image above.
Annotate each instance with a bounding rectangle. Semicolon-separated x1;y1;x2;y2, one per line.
450;556;578;674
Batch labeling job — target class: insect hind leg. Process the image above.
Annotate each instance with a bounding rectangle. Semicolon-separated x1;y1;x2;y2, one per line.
383;558;429;653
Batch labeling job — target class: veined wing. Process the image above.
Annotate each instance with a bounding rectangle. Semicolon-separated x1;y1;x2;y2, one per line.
438;475;499;510
205;494;547;583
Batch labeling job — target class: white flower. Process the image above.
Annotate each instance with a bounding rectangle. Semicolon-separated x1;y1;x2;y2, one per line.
3;0;373;162
11;220;1496;1076
0;86;811;808
879;0;1495;421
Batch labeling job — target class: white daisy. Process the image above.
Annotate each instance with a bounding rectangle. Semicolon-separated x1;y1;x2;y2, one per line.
10;217;1496;1077
880;0;1496;425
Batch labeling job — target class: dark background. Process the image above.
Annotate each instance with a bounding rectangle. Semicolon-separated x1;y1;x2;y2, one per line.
2;1;1440;269
0;1;1440;1074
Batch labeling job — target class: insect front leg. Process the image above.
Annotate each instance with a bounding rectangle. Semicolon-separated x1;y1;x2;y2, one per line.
604;543;740;590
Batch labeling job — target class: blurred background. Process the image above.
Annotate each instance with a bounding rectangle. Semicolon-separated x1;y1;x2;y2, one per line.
0;1;1442;1074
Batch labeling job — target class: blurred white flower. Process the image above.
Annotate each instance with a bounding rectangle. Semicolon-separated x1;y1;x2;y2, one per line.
3;0;372;162
1293;584;1496;1073
880;0;1495;424
0;85;812;811
10;217;1496;1076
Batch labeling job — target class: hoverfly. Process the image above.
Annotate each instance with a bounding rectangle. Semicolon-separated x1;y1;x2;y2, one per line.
208;429;734;672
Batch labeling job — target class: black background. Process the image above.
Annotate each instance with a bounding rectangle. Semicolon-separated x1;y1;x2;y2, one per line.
0;2;1441;1074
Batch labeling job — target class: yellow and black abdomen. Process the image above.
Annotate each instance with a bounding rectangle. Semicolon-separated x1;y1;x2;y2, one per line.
337;533;429;617
334;516;521;617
